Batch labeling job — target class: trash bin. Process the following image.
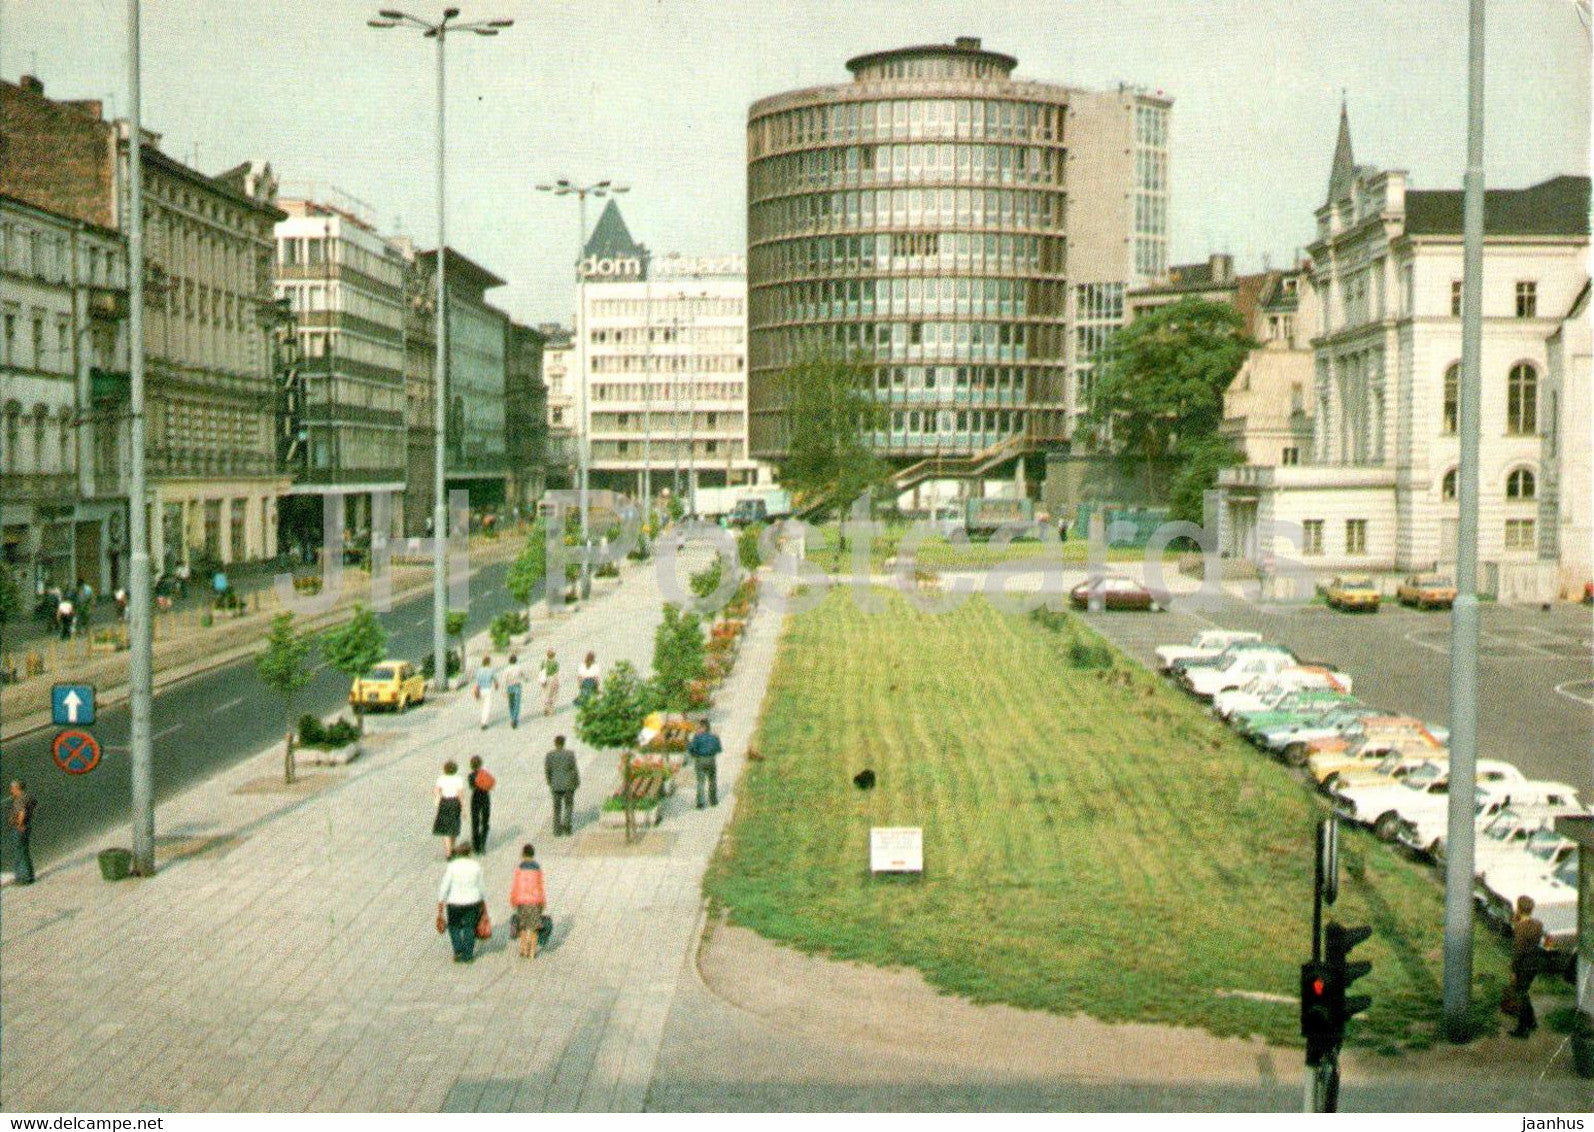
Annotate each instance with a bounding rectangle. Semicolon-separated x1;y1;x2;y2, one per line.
97;848;133;882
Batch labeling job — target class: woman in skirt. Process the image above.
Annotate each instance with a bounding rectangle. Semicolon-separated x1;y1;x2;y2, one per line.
433;760;467;857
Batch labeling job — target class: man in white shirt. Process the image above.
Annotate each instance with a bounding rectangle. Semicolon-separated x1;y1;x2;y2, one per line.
502;653;527;730
437;845;487;963
474;656;498;730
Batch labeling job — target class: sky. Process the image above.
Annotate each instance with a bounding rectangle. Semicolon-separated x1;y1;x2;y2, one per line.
3;0;1589;326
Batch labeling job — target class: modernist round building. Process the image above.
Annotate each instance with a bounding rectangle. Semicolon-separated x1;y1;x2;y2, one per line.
746;38;1170;486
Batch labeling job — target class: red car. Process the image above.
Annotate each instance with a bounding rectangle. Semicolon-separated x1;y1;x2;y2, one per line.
1070;575;1159;611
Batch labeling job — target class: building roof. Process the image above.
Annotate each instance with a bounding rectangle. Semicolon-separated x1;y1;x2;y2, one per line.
1326;102;1356;206
845;38;1019;77
1404;175;1591;238
0;191;123;239
416;247;506;293
582;198;648;263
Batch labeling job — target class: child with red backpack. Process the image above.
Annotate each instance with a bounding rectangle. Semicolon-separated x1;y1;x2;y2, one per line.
509;844;552;959
468;756;495;853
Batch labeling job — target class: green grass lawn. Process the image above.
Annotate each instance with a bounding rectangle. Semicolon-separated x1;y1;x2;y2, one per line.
799;522;1158;572
706;588;1512;1052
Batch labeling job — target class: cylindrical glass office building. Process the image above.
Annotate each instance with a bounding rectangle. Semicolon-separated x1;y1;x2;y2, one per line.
746;38;1170;477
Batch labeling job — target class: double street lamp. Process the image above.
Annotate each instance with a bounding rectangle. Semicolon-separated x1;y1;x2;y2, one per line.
368;7;512;689
535;178;628;598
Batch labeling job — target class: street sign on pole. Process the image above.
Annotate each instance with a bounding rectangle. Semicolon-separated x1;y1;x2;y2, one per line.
51;683;97;727
52;729;103;776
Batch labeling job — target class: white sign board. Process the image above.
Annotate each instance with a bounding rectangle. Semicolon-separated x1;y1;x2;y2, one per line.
869;826;924;874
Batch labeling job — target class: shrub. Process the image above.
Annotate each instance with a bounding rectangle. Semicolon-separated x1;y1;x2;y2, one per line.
602;792;660;813
737;523;764;572
490;610;528;650
651;603;707;711
1066;632;1113;670
595;561;620;579
689;556;724;600
298;713;326;746
576;660;654;751
628;534;653;562
421;649;462;679
1030;606;1072;633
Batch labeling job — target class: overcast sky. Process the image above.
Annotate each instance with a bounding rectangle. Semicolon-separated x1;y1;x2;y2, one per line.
3;0;1589;325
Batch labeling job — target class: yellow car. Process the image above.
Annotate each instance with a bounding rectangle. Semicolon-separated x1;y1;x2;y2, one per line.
1325;575;1381;612
1308;725;1447;787
1396;573;1457;609
350;660;427;712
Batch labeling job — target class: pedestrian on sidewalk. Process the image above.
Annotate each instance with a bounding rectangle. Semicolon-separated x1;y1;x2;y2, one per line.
544;735;580;836
1509;895;1545;1038
509;843;547;959
502;653;526;730
55;593;75;640
436;845;487;963
114;587;128;621
538;649;560;717
432;760;467;858
687;718;723;809
474;655;498;730
576;651;601;708
175;560;190;598
8;781;36;885
468;756;495;854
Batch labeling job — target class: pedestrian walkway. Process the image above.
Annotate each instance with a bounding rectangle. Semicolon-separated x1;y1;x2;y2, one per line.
0;547;781;1112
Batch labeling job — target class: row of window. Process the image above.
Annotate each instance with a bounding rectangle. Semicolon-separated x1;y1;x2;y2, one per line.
591;438;742;460
748;98;1064;160
751;230;1064;281
591;410;741;432
754;274;1070;326
1446;279;1539;318
881;408;1025;436
588;354;746;374
750;187;1068;242
869;364;1030;397
0;221;123;288
1;307;72;375
587;381;745;403
586;297;742;319
144;205;270;300
1298;516;1537;556
1440;361;1539;434
750;143;1062;198
277;234;405;288
0;407;74;476
587;325;745;347
1438;466;1539;501
752;319;1065;369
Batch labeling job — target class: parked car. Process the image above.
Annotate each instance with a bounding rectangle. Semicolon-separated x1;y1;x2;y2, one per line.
1250;705;1381;759
1333;758;1525;841
1396;782;1585;859
1396;573;1457;609
1476;851;1579;971
1181;646;1298;699
350;660;427;712
1232;689;1361;737
1070;575;1158;611
1474;816;1579;892
1154;629;1264;672
1307;720;1447;786
1169;639;1283;677
1214;666;1353;719
1325;575;1382;612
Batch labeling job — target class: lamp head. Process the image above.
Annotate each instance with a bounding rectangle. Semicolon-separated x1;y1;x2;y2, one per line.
368;19;398;27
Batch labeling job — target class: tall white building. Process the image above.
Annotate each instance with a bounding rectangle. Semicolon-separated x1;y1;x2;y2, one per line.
1218;109;1591;599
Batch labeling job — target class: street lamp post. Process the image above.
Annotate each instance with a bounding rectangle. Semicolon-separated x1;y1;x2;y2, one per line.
368;7;513;690
535;179;628;598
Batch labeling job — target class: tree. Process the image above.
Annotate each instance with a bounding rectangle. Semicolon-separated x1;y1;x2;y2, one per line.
651;603;706;711
1169;434;1245;526
774;345;888;519
1082;297;1254;494
576;659;653;751
506;518;548;616
737;523;764;572
320;604;388;736
256;612;315;784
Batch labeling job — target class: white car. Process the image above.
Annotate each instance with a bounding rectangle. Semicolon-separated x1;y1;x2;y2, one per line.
1333;758;1525;841
1182;647;1298;700
1476;850;1579;952
1395;782;1585;858
1476;822;1579;897
1155;629;1264;672
1213;666;1353;719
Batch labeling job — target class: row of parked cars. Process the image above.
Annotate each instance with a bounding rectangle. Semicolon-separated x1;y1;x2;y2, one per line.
1155;629;1583;967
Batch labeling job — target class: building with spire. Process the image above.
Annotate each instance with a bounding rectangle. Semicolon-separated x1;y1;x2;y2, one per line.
1217;106;1591;600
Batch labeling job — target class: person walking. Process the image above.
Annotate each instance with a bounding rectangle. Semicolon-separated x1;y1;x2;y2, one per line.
8;780;36;885
539;649;560;717
508;843;548;959
474;656;498;730
576;652;601;708
687;718;723;809
1509;894;1545;1038
436;845;487;963
544;735;580;836
432;760;467;858
468;756;495;854
55;592;75;640
502;653;526;730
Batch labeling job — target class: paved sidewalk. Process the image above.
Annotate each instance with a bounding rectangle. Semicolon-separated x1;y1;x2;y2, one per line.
0;547;779;1112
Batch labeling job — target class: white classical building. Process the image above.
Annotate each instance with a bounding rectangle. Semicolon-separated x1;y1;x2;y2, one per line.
1218;110;1591;599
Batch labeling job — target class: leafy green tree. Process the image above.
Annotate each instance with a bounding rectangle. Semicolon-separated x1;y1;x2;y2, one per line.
320;603;388;736
689;555;723;601
774;345;887;519
576;659;653;751
737;523;764;572
255;612;315;783
650;603;706;711
1082;297;1254;494
1169;434;1244;526
506;519;548;616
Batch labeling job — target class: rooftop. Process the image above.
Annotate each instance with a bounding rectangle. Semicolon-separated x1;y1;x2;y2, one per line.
1405;175;1591;238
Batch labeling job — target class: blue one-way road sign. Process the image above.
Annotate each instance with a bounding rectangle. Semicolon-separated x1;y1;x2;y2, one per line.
51;683;96;727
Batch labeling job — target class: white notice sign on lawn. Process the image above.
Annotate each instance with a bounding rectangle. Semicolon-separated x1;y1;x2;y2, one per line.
869;827;924;874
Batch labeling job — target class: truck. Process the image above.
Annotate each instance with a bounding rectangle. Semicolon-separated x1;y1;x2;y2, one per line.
964;496;1034;535
728;488;792;526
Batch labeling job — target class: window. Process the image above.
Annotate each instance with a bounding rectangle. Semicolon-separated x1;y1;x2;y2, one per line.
1507;363;1537;434
1441;468;1457;501
1506;467;1536;500
1451;280;1462;317
1302;519;1324;556
1515;281;1537;318
1442;363;1459;434
1504;518;1535;550
1281;447;1300;466
1345;519;1368;555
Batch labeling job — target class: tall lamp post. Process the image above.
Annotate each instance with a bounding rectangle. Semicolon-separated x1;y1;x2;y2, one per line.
535;178;628;598
368;6;513;690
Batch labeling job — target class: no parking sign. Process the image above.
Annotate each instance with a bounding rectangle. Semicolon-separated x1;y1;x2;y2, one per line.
52;729;102;776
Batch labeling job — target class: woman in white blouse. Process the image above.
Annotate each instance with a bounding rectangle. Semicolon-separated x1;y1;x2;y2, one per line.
576;652;601;706
432;760;467;857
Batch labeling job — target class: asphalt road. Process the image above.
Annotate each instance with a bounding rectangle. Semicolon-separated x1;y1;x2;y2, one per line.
1076;593;1594;795
0;558;522;872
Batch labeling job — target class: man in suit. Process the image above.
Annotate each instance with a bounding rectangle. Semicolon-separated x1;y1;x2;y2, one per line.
544;735;580;836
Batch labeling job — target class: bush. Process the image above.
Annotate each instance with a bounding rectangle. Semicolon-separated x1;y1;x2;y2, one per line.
595;561;620;579
737;523;764;572
490;610;528;650
576;660;654;751
1029;607;1072;633
421;649;463;680
651;603;707;711
628;534;653;562
667;497;686;522
1066;632;1114;670
298;713;326;746
689;556;724;600
299;714;360;748
602;792;660;813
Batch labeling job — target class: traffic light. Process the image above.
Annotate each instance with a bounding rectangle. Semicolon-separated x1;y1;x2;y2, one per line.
1300;962;1336;1066
1325;921;1374;1036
